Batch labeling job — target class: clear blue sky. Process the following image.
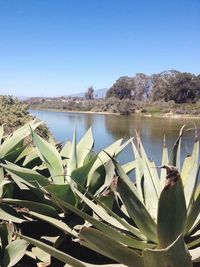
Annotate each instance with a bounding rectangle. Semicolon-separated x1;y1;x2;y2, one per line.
0;0;199;97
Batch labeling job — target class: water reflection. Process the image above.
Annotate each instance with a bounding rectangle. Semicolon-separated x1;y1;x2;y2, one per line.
30;109;200;164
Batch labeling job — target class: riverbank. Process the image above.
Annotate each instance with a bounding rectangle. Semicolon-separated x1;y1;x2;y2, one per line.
30;107;121;115
30;107;200;120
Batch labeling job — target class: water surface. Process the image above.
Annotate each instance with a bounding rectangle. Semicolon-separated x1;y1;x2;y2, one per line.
30;109;200;165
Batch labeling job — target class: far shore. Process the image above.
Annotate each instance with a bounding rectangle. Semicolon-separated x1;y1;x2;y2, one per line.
29;107;200;120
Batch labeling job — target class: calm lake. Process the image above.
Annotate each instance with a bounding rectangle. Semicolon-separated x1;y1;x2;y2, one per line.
30;109;200;165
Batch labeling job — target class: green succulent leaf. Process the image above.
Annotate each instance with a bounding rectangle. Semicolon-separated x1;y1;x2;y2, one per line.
76;127;94;167
160;138;169;190
87;139;123;186
80;227;144;267
169;125;185;170
186;184;200;233
1;163;50;187
16;233;87;267
131;140;144;202
0;120;40;158
183;139;199;208
88;164;106;195
0;223;11;250
71;154;98;188
27;211;78;238
122;160;136;174
143;235;192;267
0;239;29;267
67;128;77;176
0;204;26;223
2;198;59;218
157;175;187;248
31;128;64;184
114;160;157;243
44;184;76;205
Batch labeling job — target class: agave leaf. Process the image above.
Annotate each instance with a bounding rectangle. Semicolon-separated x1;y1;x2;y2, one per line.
16;233;87;267
80;227;144;267
67;128;77;176
181;155;193;186
14;145;35;163
131;140;144;202
190;247;200;262
187;236;200;249
48;190;148;248
93;159;115;197
88;164;106;195
122;160;136;174
0;223;11;250
60;140;72;163
186;184;200;233
183;139;199;208
137;139;160;219
2;143;29;163
6;170;36;190
169;125;185;170
139;140;160;196
72;186;127;230
71;155;98;188
44;184;76;205
160;138;169;190
0;239;29;267
115;138;133;157
76;127;94;167
32;247;50;266
0;167;4;183
2;199;59;218
76;240;128;267
31;128;64;184
142;158;159;220
0;120;40;158
157;173;187;248
22;148;42;168
87;139;123;186
27;211;78;238
0;204;26;223
143;235;192;267
1;163;50;187
66;174;146;240
0;179;11;198
114;160;157;243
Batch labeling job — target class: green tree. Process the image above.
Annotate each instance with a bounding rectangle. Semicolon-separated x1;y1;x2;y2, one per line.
106;76;135;99
152;71;200;103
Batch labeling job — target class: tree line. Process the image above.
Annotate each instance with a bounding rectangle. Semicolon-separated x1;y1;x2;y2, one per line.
106;70;200;104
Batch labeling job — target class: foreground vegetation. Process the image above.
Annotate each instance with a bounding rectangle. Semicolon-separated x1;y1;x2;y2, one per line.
0;120;200;266
0;95;51;139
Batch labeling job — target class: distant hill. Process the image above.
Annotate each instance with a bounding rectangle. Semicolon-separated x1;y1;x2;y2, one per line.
17;96;30;101
67;88;108;99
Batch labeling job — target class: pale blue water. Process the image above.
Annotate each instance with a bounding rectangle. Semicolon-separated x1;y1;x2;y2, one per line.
30;109;200;166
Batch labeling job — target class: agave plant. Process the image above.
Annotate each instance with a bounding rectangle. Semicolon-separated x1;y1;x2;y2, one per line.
13;127;200;267
0;120;46;223
1;125;133;209
0;123;135;265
